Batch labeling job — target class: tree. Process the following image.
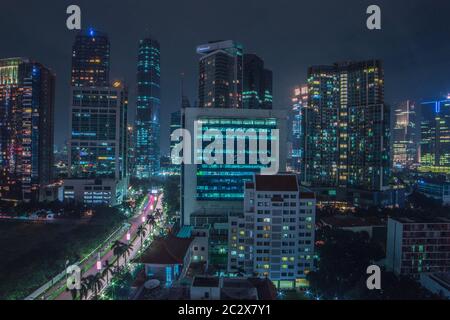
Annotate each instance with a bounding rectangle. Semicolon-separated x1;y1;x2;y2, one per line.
80;277;91;300
112;241;126;269
123;242;134;266
102;260;114;285
307;227;384;299
86;273;104;300
136;225;147;249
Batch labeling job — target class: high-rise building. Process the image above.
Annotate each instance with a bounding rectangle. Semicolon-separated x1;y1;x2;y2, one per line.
243;54;273;110
228;174;316;289
392;100;419;168
0;57;55;201
68;81;128;180
181;107;288;227
197;40;243;108
127;125;135;176
66;82;128;206
289;85;308;174
420;96;450;173
65;30;128;206
386;216;450;278
71;28;110;87
134;36;161;178
302;60;390;191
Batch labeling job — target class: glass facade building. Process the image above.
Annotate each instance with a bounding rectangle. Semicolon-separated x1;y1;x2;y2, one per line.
69;83;128;180
195;117;279;201
420;97;450;173
243;54;273;110
71;29;110;87
290;85;308;174
0;58;55;201
392;100;419;168
303;60;390;191
197;40;243;108
134;37;161;178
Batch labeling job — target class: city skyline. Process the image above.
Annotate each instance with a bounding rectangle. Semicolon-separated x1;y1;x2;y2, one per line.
2;0;450;154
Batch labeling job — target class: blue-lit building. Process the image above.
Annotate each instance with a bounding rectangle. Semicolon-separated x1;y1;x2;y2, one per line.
134;36;161;178
0;57;55;202
289;85;308;174
420;96;450;173
181;107;288;226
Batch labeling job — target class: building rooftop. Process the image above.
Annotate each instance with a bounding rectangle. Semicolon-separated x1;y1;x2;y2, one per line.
321;215;386;228
254;174;298;192
390;216;450;224
133;235;193;265
192;277;220;288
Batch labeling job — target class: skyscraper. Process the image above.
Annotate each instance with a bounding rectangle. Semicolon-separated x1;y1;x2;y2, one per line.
71;28;110;87
392;100;419;168
243;54;273;109
290;85;308;174
303;60;390;191
0;57;55;201
65;30;128;206
68;82;128;180
197;40;243;108
134;36;161;178
420;96;450;173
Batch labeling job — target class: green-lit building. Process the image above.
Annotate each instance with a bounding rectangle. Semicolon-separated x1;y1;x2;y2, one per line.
419;97;450;173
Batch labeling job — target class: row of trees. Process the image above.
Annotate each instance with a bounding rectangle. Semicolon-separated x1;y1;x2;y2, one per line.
68;207;164;300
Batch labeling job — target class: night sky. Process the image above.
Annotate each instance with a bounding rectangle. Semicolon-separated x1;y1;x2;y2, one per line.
1;0;450;153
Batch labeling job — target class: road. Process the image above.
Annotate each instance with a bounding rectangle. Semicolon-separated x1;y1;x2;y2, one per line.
55;193;163;300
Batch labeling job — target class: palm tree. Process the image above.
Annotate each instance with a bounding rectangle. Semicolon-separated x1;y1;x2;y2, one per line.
137;225;147;249
102;260;114;285
80;277;91;300
123;242;134;265
112;241;126;269
86;273;104;300
146;213;156;225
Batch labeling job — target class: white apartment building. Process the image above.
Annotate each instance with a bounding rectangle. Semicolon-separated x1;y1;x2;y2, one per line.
228;174;316;289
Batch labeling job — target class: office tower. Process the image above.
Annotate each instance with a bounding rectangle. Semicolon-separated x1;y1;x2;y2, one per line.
386;217;450;278
290;85;308;174
127;125;135;176
68;81;128;180
65;29;128;206
134;36;161;178
420;96;450;173
197;40;243;108
181;107;288;227
243;54;273;109
71;28;110;87
66;81;128;205
228;174;316;289
392;100;419;168
0;57;55;201
303;60;390;191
